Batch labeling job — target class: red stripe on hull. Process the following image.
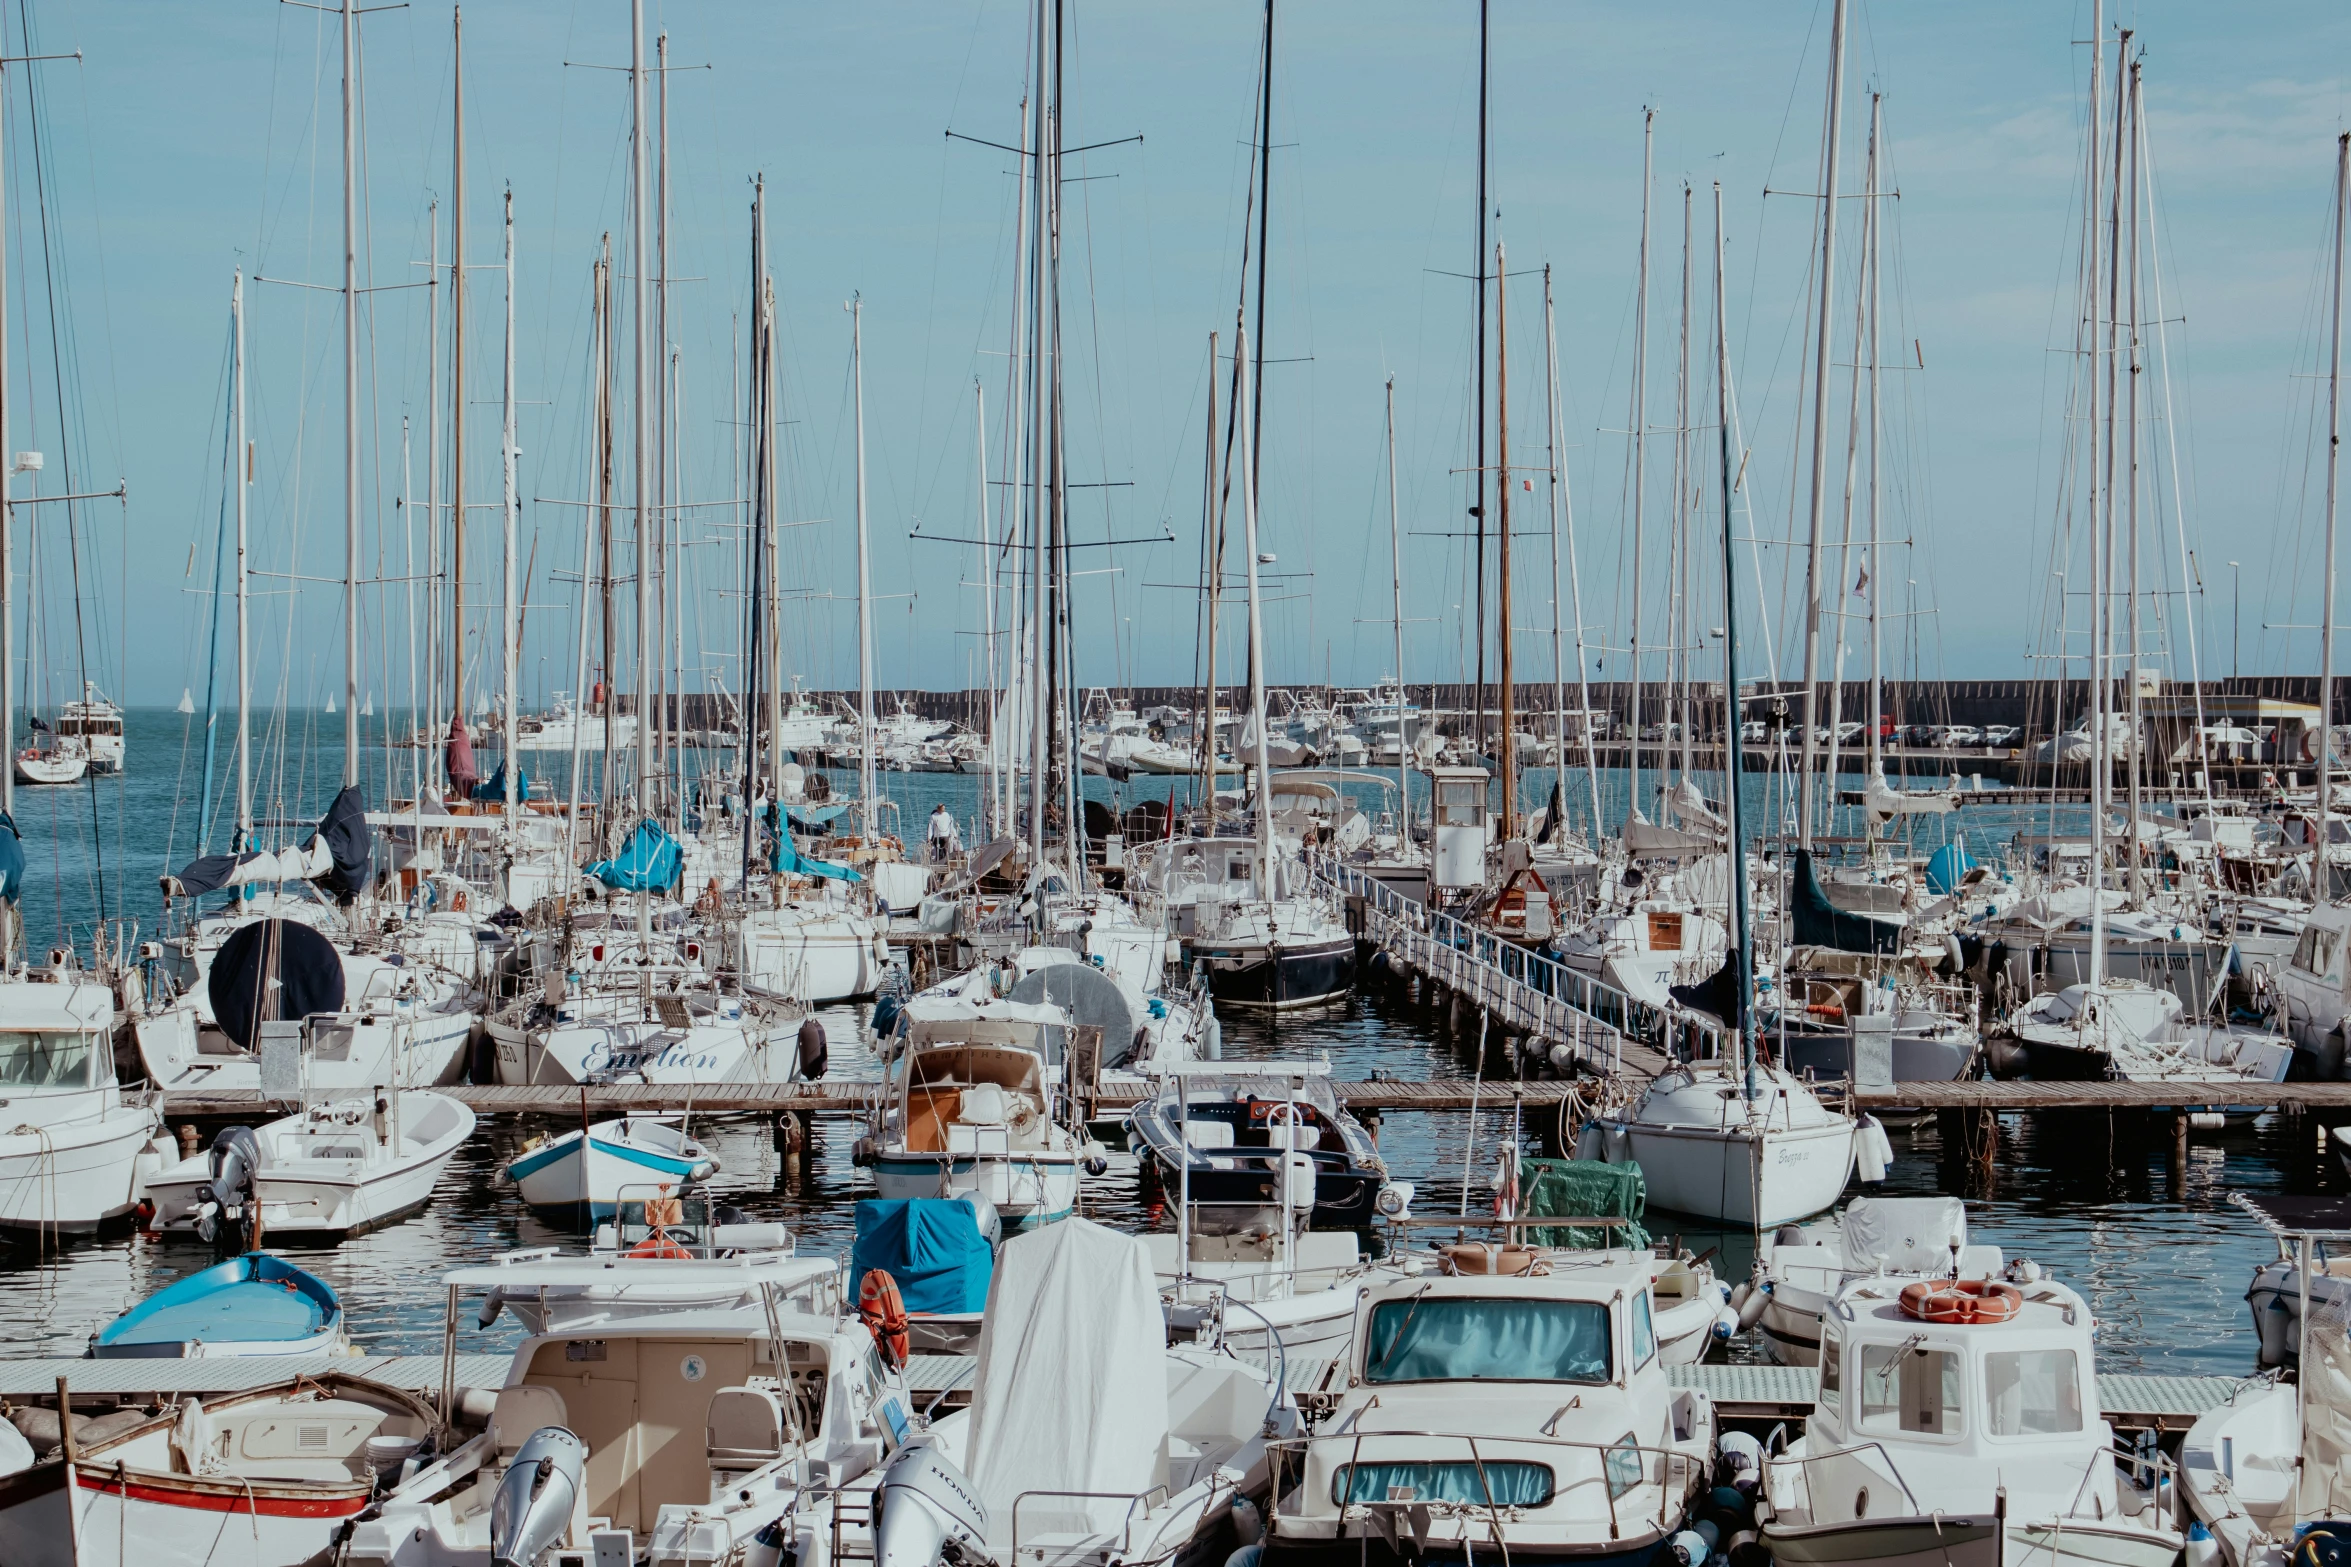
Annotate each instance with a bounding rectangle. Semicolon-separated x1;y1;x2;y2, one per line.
73;1467;370;1519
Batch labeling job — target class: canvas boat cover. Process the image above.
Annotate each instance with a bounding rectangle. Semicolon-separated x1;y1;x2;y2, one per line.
851;1199;993;1315
1792;848;1905;955
312;783;373;899
765;803;861;882
1862;771;1959;822
589;818;685;893
166;785;371;900
445;715;478;795
1839;1196;1966;1274
1519;1158;1650;1251
471;758;530;801
0;809;22;904
1623;813;1721;860
965;1217;1168;1542
207;917;348;1051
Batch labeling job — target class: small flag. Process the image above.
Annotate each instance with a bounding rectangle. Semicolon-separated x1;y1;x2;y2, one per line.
1854;563;1871;597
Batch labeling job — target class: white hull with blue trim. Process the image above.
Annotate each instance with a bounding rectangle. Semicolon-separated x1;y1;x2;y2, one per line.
502;1113;719;1222
871;1149;1078;1229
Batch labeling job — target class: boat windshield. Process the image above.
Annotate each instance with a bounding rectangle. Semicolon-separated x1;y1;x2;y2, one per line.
1985;1348;2082;1437
0;1029;100;1088
1363;1296;1612;1385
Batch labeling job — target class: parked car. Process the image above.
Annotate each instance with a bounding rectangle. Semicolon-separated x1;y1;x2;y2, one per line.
1985;724;2022;747
1834;720;1867;744
1900;723;1939;748
1943;724;1985;748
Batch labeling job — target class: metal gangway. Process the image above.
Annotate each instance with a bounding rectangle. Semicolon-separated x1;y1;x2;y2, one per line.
1313;856;1716;1079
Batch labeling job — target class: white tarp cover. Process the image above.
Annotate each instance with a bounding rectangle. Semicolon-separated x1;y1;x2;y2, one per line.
1862;772;1958;822
225;840;334;888
2303;1266;2351;1515
966;1217;1169;1543
1840;1196;1967;1274
1623;815;1720;859
1667;778;1726;830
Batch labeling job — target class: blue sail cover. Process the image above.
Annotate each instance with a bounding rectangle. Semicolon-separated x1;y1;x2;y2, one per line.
0;810;23;904
470;759;530;802
587;818;684;893
851;1199;993;1314
765;803;860;882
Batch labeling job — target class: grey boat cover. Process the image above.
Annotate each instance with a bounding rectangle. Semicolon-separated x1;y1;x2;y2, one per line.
1839;1196;1966;1274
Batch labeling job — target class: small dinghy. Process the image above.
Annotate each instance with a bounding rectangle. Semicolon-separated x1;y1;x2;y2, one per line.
499;1111;718;1224
90;1253;351;1359
144;1090;476;1242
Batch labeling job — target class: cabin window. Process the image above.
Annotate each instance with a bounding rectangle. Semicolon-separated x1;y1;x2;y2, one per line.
1362;1297;1611;1385
2297;924;2343;983
0;1029;97;1088
1332;1460;1553;1508
1226;855;1252;883
1819;1329;1843;1415
1985;1348;2083;1437
1630;1291;1656;1368
1603;1434;1644;1501
1436;783;1484;826
1857;1342;1962;1437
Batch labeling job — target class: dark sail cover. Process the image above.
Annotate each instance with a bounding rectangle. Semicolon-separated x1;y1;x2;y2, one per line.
207;918;347;1051
308;784;373;901
169;850;262;898
1792;847;1904;956
0;809;23;904
1668;956;1743;1025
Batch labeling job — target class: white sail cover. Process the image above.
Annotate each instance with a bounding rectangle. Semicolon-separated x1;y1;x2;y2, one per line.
966;1217;1169;1542
1666;778;1725;830
1863;772;1957;822
1623;813;1720;859
1840;1196;1966;1273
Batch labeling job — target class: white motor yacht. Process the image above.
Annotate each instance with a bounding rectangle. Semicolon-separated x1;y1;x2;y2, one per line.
1761;1265;2179;1567
1744;1196;1996;1366
0;975;171;1233
1259;1251;1717;1567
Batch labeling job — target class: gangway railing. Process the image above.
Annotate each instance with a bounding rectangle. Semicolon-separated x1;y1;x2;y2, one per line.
1312;854;1720;1072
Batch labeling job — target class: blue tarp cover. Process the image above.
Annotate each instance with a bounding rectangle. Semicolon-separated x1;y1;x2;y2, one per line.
0;809;26;903
587;818;684;893
1926;842;1976;896
850;1198;993;1314
766;803;861;882
470;760;530;802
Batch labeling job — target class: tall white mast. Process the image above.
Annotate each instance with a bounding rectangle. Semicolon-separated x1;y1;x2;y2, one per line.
1674;183;1694;787
1025;0;1051;871
1237;318;1275;894
975;379;996;841
235;273;253;846
1385;377;1409;848
1546;264;1602;833
501;189;519;831
2125;62;2145;900
2320;129;2348;903
854;296;877;829
1795;0;1848;849
1628;108;1653;828
1865;94;1885;788
629;0;651;942
421;197;439;800
340;0;361;784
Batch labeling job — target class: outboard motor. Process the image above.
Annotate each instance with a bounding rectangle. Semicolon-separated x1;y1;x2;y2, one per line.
490;1426;586;1567
874;1439;989;1567
194;1125;264;1256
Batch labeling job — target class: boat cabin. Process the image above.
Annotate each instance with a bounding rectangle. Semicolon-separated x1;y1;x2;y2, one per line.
1426;764;1491;894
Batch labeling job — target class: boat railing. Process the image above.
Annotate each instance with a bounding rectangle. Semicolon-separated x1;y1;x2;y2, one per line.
1265;1425;1706;1540
1010;1480;1231;1563
1761;1438;1922;1516
1312;852;1725;1064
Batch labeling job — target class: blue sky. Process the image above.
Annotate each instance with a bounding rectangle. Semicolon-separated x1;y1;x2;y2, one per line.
12;1;2351;709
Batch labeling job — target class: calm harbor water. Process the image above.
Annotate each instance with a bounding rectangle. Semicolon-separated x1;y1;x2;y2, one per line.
0;709;2297;1376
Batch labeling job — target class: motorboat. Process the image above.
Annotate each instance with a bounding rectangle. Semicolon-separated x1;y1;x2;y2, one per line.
1980;887;2233;1015
1769;953;1981;1084
345;1220;894;1567
500;1113;719;1226
1127;1062;1400;1234
1743;1196;1995;1366
1150;1228;1392;1360
57;681;124;773
1577;1061;1872;1229
0;975;173;1234
1760;1263;2179;1567
89;1253;352;1359
503;690;638;751
849;1218;1294;1567
143;1090;476;1242
2184;1194;2351;1562
2006;981;2294;1085
1259;1251;1718;1567
0;1372;439;1567
1554;894;1729;1009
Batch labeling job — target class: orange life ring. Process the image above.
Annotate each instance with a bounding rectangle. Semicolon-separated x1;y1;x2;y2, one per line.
858;1267;911;1369
627;1228;695;1260
1898;1277;2024;1325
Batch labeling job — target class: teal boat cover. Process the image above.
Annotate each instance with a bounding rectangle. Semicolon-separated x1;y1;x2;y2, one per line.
851;1199;992;1314
767;803;861;882
470;759;530;802
588;818;683;893
1519;1158;1650;1251
0;809;22;903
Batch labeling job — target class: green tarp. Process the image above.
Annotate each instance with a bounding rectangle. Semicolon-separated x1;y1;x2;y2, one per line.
1519;1157;1649;1250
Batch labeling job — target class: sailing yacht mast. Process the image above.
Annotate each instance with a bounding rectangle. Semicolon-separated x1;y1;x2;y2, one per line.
340;0;361;783
1202;334;1222;831
423;200;439;792
2320;129;2348;899
1025;0;1050;872
1864;94;1884;789
629;0;651;943
450;6;467;726
1795;0;1848;849
2125;60;2145;899
501;189;519;830
1496;240;1514;839
1471;0;1489;765
1546;264;1602;832
566;245;603;873
854;296;877;830
1386;376;1409;841
1237;319;1275;896
1712;180;1756;1102
1628;109;1653;828
1675;184;1695;789
654;30;670;808
235;274;252;847
975;379;994;841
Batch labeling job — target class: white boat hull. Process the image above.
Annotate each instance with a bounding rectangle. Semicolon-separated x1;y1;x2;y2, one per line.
0;1100;166;1232
736;908;886;1003
142;1094;475;1241
873;1150;1078;1229
503;1016;783;1086
135;1003;472;1093
1609;1116;1854;1229
506;1121;717;1221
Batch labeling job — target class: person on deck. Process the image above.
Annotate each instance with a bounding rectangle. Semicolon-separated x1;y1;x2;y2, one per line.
927;803;962;863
